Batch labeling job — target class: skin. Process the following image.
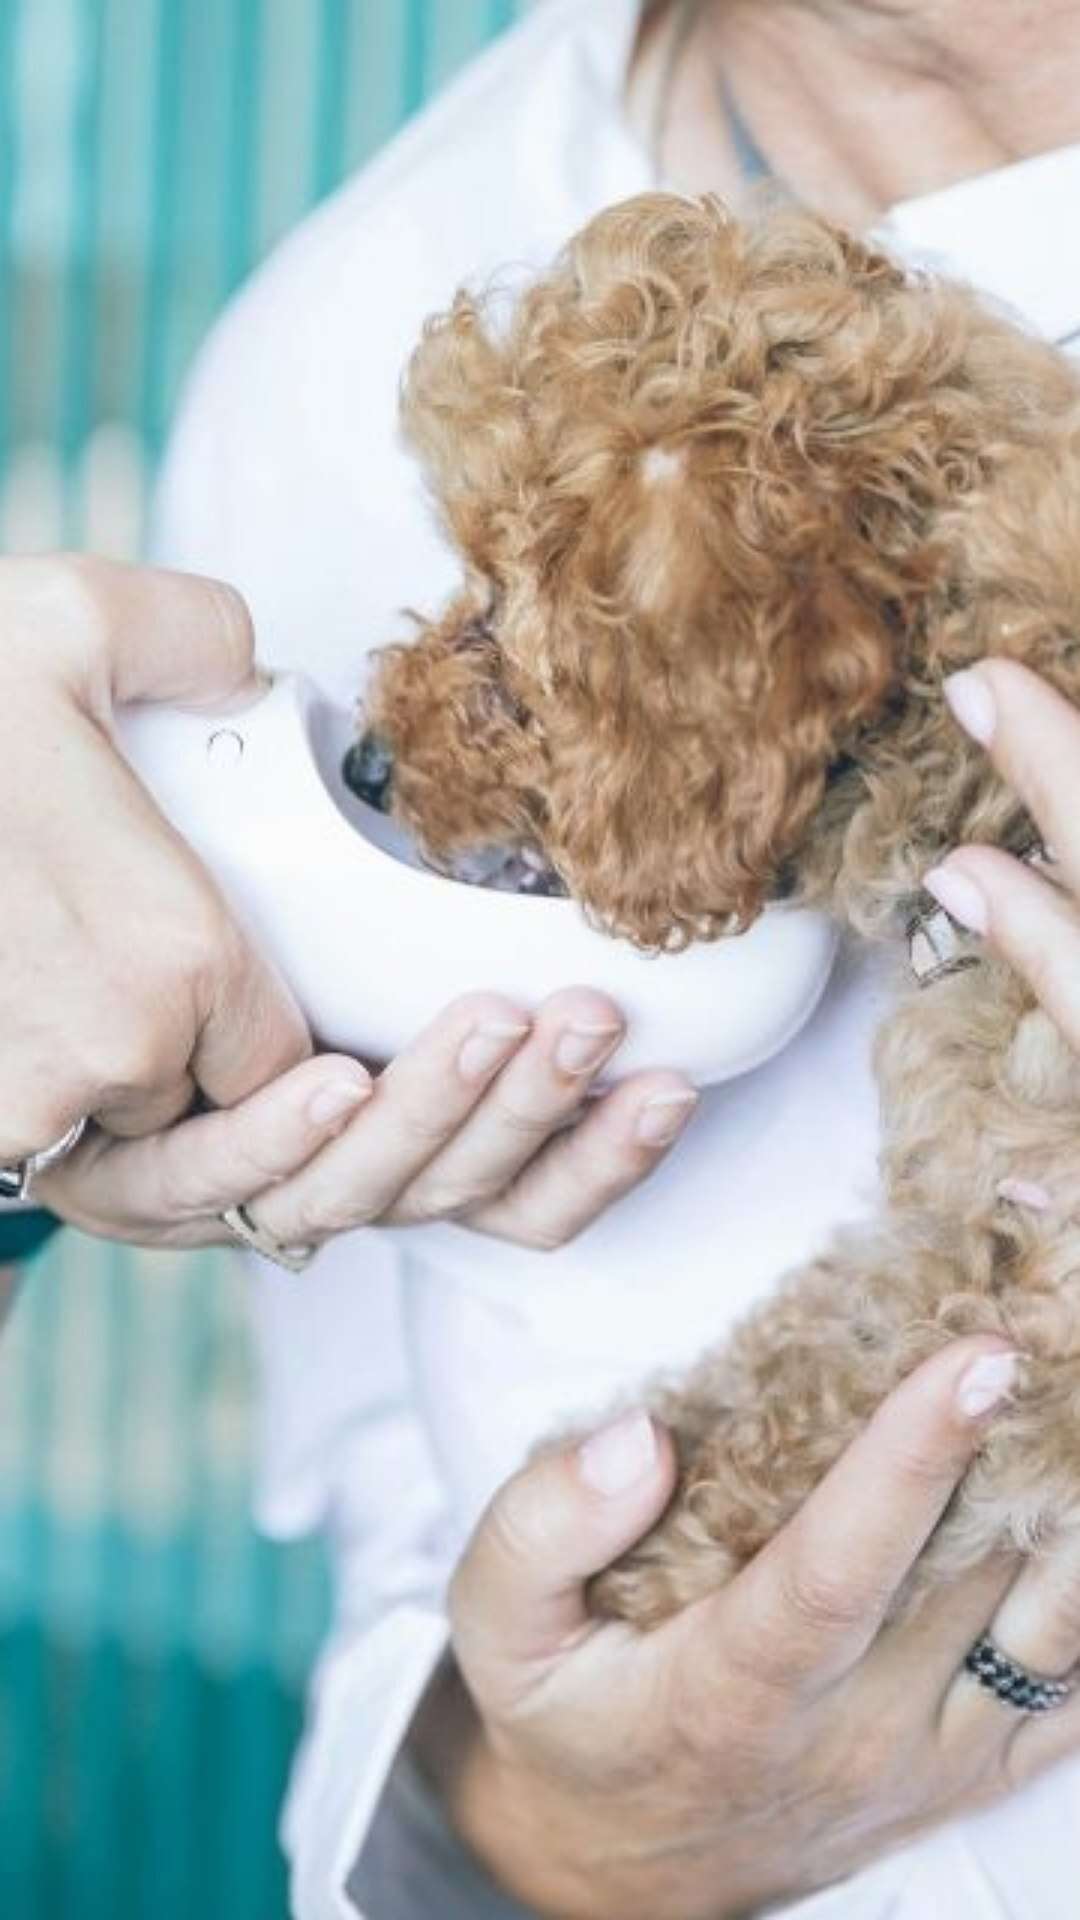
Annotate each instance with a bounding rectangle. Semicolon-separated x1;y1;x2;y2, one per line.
433;650;1080;1914
423;1344;1080;1918
635;0;1080;224
414;1;1080;1909
1;553;695;1252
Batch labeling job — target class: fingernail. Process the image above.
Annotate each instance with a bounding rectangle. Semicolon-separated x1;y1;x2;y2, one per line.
458;1021;530;1083
307;1076;371;1126
578;1411;658;1496
944;668;996;746
923;864;988;935
555;1023;623;1077
636;1088;699;1146
997;1176;1051;1211
956;1350;1020;1420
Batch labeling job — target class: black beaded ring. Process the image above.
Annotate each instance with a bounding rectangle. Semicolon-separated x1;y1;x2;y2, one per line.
964;1635;1078;1715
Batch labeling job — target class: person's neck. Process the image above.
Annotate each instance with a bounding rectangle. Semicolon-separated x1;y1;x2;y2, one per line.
633;0;1080;224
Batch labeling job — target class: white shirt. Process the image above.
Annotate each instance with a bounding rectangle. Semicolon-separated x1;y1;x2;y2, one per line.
154;3;1080;1914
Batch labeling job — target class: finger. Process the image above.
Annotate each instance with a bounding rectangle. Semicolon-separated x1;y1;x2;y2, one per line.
190;938;314;1109
717;1341;1020;1696
924;843;1080;1054
248;994;532;1244
40;1054;372;1233
450;1412;678;1698
93;1070;197;1138
876;1553;1017;1690
940;1536;1080;1763
4;555;263;712
463;1070;699;1249
987;1536;1080;1681
106;565;261;709
944;1536;1080;1791
1006;1684;1080;1792
942;659;1080;896
385;987;629;1228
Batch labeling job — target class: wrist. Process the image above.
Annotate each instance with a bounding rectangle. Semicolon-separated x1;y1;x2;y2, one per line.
411;1663;765;1920
413;1665;611;1920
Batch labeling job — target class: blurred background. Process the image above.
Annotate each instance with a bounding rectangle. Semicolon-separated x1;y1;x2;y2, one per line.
0;4;525;1915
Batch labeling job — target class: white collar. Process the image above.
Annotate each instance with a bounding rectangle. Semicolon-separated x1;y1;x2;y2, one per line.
879;143;1080;348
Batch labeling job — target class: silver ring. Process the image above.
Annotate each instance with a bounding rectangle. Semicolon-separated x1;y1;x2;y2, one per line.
219;1202;317;1274
0;1118;88;1203
964;1634;1078;1714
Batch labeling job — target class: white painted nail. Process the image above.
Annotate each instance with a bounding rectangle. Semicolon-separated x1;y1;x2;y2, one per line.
944;669;996;746
307;1077;371;1127
923;865;988;935
578;1411;658;1496
458;1022;530;1083
956;1351;1020;1420
555;1024;623;1077
636;1089;699;1146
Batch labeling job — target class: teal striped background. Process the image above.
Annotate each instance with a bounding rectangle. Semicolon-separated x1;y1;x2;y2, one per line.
0;4;526;1915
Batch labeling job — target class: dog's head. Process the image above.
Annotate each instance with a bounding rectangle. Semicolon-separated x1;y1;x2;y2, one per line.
358;194;1080;947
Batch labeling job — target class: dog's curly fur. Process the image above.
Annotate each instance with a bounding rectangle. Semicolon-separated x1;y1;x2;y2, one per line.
363;192;1080;1627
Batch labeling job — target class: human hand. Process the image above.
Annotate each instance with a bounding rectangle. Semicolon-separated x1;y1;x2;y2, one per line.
924;658;1080;1052
40;982;696;1253
0;554;311;1170
419;1339;1080;1920
3;559;694;1255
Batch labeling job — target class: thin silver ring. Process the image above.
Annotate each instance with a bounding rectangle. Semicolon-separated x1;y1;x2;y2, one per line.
964;1634;1078;1715
219;1202;316;1274
0;1118;88;1203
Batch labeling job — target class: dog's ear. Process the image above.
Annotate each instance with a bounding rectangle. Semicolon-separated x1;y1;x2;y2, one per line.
401;294;531;578
535;559;899;948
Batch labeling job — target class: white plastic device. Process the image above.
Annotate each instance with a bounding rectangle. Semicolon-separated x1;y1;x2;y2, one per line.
114;672;838;1084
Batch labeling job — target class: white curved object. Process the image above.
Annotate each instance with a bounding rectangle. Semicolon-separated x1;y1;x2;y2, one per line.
115;673;838;1084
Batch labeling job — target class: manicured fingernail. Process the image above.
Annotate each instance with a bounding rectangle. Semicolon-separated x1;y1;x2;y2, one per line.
956;1350;1020;1419
458;1021;530;1082
997;1176;1051;1211
307;1076;371;1126
578;1411;657;1496
944;668;996;746
636;1089;699;1146
555;1023;623;1077
923;864;988;935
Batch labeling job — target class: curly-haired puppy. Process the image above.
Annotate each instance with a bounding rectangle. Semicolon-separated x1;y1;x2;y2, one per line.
354;192;1080;1628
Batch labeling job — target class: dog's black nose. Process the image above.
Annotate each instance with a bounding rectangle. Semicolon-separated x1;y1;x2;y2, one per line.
342;731;395;813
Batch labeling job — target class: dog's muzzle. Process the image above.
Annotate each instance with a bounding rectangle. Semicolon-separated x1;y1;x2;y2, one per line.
343;730;395;813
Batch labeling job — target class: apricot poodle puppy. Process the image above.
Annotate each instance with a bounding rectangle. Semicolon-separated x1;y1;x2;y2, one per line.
354;192;1080;1628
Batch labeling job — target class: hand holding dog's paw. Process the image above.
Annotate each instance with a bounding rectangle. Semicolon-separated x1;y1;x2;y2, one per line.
928;658;1080;1070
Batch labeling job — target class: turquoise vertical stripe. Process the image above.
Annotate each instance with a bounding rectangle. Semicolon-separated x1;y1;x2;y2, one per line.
59;0;106;540
5;1265;63;1918
222;0;265;298
312;0;350;202
138;0;185;459
402;0;431;117
0;0;18;471
59;1253;133;1920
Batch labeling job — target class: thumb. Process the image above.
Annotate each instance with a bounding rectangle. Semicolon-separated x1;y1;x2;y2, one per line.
450;1412;676;1683
65;557;263;710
